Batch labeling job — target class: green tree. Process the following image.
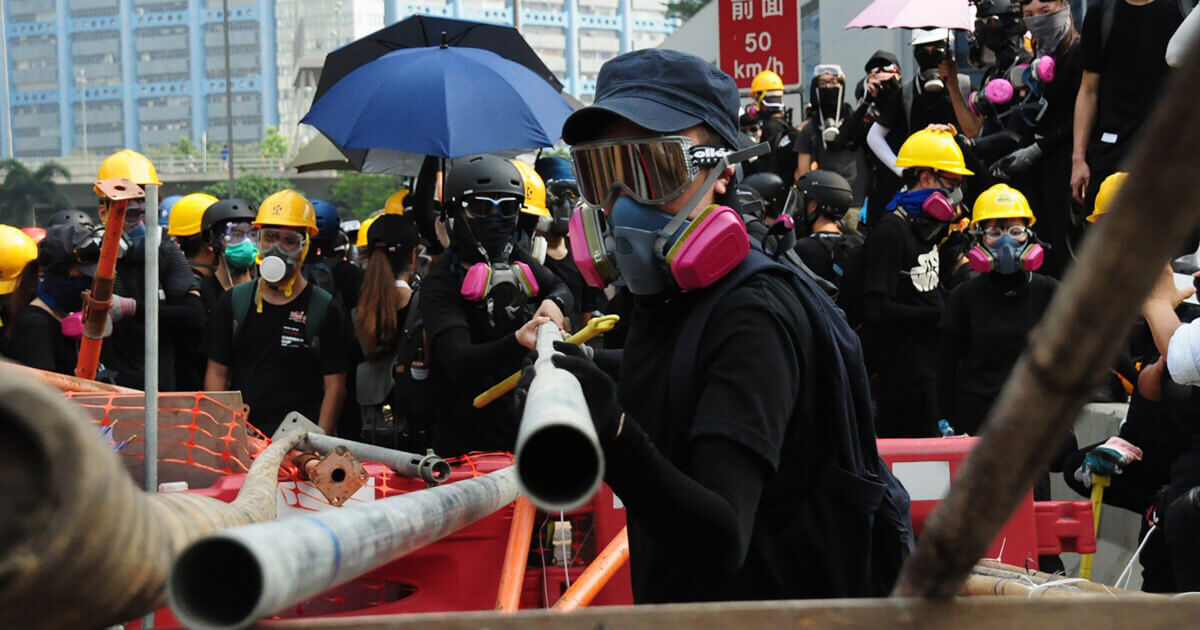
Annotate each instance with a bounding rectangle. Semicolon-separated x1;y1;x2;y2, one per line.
170;135;200;158
666;0;710;20
0;159;70;225
200;174;296;208
328;172;404;221
262;126;288;159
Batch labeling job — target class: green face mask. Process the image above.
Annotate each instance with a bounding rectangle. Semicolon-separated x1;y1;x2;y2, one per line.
224;239;258;268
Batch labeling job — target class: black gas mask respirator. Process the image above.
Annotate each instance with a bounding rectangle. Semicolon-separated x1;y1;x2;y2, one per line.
914;43;951;93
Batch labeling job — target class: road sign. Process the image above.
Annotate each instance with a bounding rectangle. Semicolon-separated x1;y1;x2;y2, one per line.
717;0;800;89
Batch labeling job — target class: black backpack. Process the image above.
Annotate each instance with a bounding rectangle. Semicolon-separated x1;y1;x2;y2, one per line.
814;231;866;283
668;245;913;597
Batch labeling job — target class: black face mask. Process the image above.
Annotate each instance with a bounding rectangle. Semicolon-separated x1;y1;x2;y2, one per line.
914;45;949;71
817;87;842;116
452;210;517;263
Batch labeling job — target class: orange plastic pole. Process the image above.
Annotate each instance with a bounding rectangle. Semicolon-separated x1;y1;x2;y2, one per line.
552;526;629;612
76;178;143;381
495;497;537;611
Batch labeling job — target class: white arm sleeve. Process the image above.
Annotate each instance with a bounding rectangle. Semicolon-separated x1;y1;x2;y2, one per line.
1167;4;1200;68
1167;320;1200;386
867;122;902;176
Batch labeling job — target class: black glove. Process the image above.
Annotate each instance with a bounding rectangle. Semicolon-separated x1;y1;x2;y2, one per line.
512;341;623;448
989;143;1042;181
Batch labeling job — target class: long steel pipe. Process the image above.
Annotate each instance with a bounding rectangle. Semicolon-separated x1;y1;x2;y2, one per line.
0;363;307;628
514;322;604;511
168;466;521;629
304;433;451;484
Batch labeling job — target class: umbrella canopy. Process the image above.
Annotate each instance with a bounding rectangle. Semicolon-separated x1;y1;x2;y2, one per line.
314;14;562;103
301;45;573;160
289;134;353;172
845;0;974;31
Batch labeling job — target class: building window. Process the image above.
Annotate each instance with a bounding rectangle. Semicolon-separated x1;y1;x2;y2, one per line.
800;1;819;85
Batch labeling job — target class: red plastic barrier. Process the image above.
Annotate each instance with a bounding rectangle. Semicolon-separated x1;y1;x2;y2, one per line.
1034;500;1097;555
879;437;1042;569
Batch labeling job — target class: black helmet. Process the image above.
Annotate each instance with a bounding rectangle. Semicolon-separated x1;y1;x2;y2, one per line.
974;0;1021;18
47;209;96;229
794;170;853;218
735;186;767;220
741;172;787;215
445;154;524;205
202;198;256;233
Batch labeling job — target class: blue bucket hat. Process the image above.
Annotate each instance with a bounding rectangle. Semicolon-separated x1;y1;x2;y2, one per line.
561;49;740;149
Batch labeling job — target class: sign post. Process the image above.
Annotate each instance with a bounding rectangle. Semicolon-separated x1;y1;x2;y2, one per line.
718;0;800;89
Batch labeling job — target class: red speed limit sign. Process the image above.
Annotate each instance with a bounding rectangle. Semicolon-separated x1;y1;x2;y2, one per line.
717;0;799;89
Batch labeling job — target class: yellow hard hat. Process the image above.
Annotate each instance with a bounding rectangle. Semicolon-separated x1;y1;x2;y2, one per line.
356;213;380;248
95;149;161;195
894;127;974;176
1089;172;1127;223
0;225;37;295
751;70;785;95
970;184;1035;228
255;189;318;236
511;160;550;218
167;193;219;237
385;189;410;215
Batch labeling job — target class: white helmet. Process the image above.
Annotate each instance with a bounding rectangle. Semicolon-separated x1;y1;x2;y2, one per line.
912;28;952;46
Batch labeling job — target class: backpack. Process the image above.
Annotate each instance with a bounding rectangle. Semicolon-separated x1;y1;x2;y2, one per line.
1101;0;1194;52
668;245;913;597
814;231;867;282
230;280;333;350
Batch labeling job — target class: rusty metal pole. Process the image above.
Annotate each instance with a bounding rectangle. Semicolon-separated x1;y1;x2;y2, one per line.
892;41;1200;598
553;527;629;611
496;497;537;612
75;178;144;381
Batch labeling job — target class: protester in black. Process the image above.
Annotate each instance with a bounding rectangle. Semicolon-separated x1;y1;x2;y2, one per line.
744;70;801;182
419;154;570;457
539;178;607;329
4;224;103;374
795;64;870;207
1071;0;1184;212
860;126;972;437
205;190;347;436
856;51;905;228
938;185;1058;434
544;48;908;603
790;170;864;288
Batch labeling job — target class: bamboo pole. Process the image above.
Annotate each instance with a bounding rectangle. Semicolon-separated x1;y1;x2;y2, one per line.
0;363;306;628
892;40;1200;599
496;497;537;612
3;361;140;393
553;527;629;611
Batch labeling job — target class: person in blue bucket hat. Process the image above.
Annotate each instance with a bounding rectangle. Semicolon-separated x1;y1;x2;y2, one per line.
516;48;912;603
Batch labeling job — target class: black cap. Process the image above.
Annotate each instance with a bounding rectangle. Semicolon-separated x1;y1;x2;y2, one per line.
562;49;740;149
864;50;901;73
40;223;101;276
366;214;421;258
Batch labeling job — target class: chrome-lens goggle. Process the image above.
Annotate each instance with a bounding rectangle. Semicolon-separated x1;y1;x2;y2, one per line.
570;136;735;206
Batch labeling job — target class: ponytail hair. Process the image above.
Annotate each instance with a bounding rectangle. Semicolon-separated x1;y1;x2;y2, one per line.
354;249;403;359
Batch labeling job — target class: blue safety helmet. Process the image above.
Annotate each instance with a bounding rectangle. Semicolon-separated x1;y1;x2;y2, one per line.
310;199;340;246
159;195;183;226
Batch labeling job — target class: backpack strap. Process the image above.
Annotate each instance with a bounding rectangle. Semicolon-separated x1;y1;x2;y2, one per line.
230;280;255;341
901;80;915;130
306;286;333;349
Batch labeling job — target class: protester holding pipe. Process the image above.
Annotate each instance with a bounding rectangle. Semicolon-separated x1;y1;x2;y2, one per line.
517;49;911;603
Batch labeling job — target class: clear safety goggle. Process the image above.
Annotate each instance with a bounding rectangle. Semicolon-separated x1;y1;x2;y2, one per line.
570;135;734;206
975;224;1030;240
252;227;307;255
219;221;254;245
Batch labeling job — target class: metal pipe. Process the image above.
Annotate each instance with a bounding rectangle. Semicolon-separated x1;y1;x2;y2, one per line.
304;433;451;485
3;361;140;393
553;527;629;611
513;322;604;511
221;0;235;196
496;497;537;611
144;183;159;496
0;364;310;628
168;467;521;629
77;179;144;381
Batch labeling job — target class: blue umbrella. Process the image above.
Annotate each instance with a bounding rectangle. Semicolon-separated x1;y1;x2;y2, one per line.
301;45;573;160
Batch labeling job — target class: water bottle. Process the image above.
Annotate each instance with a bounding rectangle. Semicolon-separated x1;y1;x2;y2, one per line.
938;419;955;437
